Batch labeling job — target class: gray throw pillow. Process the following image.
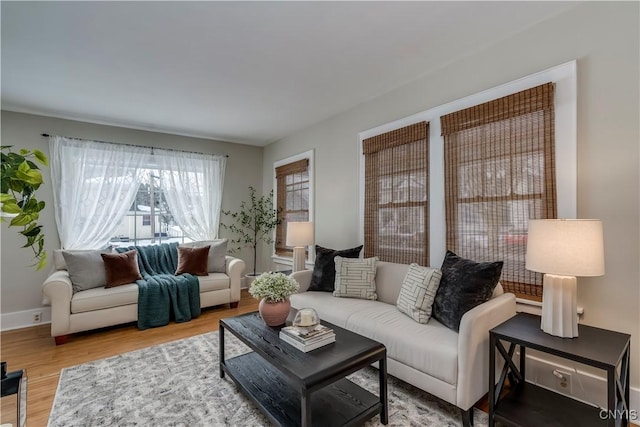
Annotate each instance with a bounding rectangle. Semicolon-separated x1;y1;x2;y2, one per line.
62;249;111;293
332;256;378;300
182;239;228;273
396;264;442;324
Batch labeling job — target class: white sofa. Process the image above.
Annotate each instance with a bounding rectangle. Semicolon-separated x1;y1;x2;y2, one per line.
42;249;245;345
290;261;516;426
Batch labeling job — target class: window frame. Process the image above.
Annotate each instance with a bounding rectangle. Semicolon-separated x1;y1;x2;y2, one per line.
358;61;577;298
272;150;315;267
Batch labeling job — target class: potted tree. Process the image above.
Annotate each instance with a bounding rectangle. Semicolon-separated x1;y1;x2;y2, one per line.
221;186;282;282
1;146;49;270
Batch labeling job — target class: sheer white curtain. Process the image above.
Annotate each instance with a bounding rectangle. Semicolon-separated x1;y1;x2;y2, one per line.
155;149;226;241
50;136;150;249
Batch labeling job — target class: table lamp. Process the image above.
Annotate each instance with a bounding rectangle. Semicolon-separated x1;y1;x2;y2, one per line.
525;219;604;338
286;222;314;272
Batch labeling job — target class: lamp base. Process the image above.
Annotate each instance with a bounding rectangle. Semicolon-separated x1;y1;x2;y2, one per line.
292;246;306;272
541;274;578;338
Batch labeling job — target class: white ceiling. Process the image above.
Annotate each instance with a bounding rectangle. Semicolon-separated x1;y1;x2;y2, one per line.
2;1;577;146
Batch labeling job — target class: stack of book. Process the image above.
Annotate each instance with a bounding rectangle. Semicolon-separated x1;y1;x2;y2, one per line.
279;324;336;352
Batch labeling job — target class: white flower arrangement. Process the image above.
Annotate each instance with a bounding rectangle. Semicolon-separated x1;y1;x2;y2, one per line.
249;272;299;303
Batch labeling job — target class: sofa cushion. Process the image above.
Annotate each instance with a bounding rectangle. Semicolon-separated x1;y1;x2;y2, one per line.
333;256;378;300
71;283;139;313
199;273;231;292
290;291;379;328
396;264;442;324
176;245;210;276
346;303;459;385
374;261;411;305
62;249;111;293
181;239;227;273
309;245;363;292
101;250;143;288
71;273;230;313
432;250;503;331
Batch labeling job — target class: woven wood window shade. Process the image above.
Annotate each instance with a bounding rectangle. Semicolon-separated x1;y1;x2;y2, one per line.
363;121;429;266
441;83;556;298
275;159;310;257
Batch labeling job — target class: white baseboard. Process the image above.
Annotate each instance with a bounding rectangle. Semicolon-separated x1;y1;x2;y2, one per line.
1;307;51;331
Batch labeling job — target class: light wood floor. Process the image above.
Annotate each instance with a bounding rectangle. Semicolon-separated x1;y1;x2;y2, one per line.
0;290;259;427
7;292;630;427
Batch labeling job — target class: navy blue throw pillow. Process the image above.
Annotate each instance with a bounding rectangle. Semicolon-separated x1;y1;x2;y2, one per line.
308;245;363;292
432;250;503;331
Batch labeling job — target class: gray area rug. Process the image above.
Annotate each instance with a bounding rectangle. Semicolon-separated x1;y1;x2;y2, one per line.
49;331;488;426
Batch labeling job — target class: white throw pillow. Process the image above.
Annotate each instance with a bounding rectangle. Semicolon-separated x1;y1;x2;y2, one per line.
396;263;442;324
332;256;378;300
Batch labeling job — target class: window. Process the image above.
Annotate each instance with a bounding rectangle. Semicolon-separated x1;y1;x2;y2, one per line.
362;122;429;265
274;151;313;258
441;83;556;297
359;61;576;301
50;135;226;250
111;168;190;246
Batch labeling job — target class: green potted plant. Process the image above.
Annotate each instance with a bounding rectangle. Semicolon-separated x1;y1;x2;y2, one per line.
249;272;299;326
221;186;282;277
1;146;49;270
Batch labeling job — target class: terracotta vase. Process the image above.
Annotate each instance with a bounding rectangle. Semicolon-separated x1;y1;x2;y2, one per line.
259;298;291;326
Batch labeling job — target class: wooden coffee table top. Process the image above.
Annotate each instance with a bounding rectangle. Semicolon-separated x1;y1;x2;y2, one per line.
220;311;386;389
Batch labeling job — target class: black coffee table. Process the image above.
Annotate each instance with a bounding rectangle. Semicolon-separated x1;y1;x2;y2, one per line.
219;311;388;426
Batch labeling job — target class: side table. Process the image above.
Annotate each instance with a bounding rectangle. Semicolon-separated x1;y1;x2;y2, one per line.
489;313;631;427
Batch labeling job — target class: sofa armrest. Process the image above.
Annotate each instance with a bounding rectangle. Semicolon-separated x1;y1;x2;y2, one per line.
456;292;516;410
225;256;246;302
290;269;313;293
42;270;74;337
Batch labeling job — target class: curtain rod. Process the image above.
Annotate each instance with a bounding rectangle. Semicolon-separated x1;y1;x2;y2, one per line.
40;133;229;158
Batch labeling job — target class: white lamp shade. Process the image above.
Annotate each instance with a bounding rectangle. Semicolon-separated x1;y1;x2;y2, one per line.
286;222;314;247
526;219;605;277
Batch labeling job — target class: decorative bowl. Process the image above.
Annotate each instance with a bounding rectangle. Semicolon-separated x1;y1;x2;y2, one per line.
293;308;320;327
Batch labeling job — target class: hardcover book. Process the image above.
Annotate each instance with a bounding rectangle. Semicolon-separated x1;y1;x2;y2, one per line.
279;332;335;352
280;324;334;343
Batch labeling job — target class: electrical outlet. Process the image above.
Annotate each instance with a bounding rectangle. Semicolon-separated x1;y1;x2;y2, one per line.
554;369;572;393
33;311;42;323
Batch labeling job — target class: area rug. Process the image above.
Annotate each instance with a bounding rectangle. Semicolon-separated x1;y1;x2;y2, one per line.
49;332;488;426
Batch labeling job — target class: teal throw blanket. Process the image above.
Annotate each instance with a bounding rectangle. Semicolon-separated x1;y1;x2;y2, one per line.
116;242;200;330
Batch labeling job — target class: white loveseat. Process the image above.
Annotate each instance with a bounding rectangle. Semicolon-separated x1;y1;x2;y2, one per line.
42;249;245;344
290;261;516;426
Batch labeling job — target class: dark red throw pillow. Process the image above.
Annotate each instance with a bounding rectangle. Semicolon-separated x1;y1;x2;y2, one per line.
175;245;210;276
101;250;143;288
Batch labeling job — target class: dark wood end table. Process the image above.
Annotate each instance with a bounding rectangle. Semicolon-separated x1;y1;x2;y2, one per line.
489;313;631;427
219;311;388;427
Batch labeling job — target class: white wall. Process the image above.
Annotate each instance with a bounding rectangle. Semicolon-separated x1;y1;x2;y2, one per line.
0;111;263;321
263;1;639;401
